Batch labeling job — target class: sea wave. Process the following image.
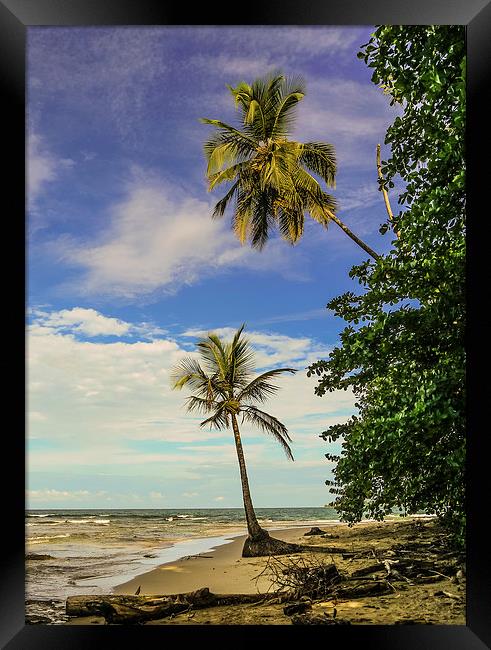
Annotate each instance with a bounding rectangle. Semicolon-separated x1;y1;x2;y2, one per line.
29;534;71;544
63;519;110;525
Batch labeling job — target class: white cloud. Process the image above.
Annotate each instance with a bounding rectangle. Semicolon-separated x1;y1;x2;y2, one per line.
27;489;90;501
30;306;168;340
254;308;331;326
27;311;354;476
292;78;400;170
50;173;300;299
336;183;383;213
181;327;331;370
28;133;75;202
185;27;365;76
29;29;170;143
29;411;47;423
32;307;131;337
149;491;165;499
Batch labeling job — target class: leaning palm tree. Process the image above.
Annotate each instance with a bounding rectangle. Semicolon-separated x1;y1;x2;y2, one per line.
201;72;379;260
171;325;303;557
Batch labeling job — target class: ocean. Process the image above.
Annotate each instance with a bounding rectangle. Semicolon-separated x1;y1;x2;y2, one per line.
25;507;342;624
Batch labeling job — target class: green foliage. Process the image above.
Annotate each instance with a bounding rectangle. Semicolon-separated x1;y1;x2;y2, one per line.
308;26;466;547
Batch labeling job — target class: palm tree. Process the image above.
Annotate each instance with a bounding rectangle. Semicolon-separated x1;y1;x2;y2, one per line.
171;325;302;557
201;72;380;260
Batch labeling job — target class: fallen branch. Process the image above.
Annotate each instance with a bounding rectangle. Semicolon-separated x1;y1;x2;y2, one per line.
66;588;280;624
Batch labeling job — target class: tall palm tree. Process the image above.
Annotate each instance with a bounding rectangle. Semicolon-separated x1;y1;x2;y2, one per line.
201;72;380;260
171;325;302;557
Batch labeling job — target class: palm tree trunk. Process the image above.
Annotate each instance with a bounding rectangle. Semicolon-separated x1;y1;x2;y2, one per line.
230;414;265;540
327;210;380;261
230;413;304;557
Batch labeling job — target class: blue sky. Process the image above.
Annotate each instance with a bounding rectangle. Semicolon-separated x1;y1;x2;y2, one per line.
27;26;400;510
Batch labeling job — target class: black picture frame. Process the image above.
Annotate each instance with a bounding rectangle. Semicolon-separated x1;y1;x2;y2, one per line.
2;0;490;647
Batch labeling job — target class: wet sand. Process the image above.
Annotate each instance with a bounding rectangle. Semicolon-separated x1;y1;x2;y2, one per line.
113;527;309;596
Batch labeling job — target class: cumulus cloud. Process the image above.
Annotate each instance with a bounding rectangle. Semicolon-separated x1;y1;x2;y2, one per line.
30;307;166;339
27;310;355;476
50;173;301;299
181;326;332;370
32;307;131;337
27;489;91;500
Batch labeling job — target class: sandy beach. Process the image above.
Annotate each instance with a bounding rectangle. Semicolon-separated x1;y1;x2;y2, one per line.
113;527;309;597
66;517;466;625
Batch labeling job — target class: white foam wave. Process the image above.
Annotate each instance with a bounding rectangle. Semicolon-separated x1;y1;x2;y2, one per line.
29;534;71;544
64;518;110;525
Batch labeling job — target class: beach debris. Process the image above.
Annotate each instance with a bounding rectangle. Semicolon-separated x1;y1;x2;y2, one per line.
394;618;433;625
26;599;68;625
134;586;141;595
433;590;462;601
304;527;327;536
301;545;350;554
66;588;280;624
290;613;351;625
26;554;54;561
334;581;393;599
283;601;312;616
26;615;53;625
255;554;343;600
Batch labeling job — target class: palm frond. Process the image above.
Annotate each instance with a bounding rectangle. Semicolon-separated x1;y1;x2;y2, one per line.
299;142;337;187
196;336;229;382
170;357;209;391
200;404;230;431
291;165;323;197
305;191;338;227
212;182;240;219
185;395;217;414
271;91;305;138
250;189;276;250
241;406;294;460
200;118;256;144
208;163;246;191
232;189;254;243
276;197;305;244
228;326;256;386
269;75;305;137
237;367;297;404
202;123;256;175
205;142;240;177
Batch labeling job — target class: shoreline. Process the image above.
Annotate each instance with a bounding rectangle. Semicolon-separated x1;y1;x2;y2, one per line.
112;518;405;597
112;525;313;596
65;516;465;626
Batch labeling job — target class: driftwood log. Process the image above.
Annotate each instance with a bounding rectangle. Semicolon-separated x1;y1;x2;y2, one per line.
66;587;283;624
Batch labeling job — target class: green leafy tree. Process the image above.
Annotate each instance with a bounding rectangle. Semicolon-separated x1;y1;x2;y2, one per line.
201;73;380;259
171;325;300;557
307;26;466;547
